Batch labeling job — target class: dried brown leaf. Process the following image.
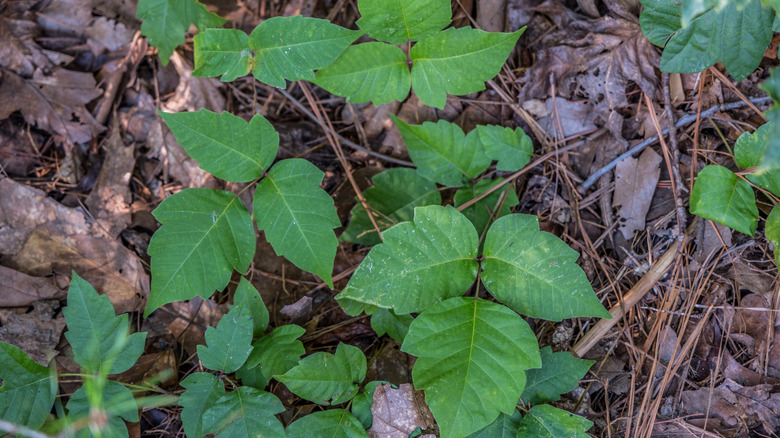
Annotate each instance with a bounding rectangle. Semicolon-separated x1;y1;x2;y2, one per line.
0;177;148;313
85;128;134;238
0;68;104;144
0;300;65;365
681;379;780;432
519;15;658;140
613;147;662;240
369;383;436;437
0;265;65;307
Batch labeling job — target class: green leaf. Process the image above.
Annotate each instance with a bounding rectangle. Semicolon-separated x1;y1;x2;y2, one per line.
341;168;441;246
410;27;524;109
197;305;254;373
277;343;367;405
401;297;541;438
179;372;226;438
146;189;255;315
734;122;780;196
370;308;414;343
521;346;594;405
202;387;285;437
476;125;532;172
356;0;451;43
241;324;306;386
66;380;138;438
516;405;593;438
253;159;340;287
351;381;385;429
640;0;773;81
249;16;362;88
689;165;758;236
337;205;479;314
232;277;269;338
314;43;411;105
393;117;491;186
767;207;780;267
466;410;522;438
0;342;56;428
481;214;611;321
286;409;368;437
159;110;278;182
64;273;146;374
454;179;519;240
193;29;252;82
137;0;226;65
760;69;780;174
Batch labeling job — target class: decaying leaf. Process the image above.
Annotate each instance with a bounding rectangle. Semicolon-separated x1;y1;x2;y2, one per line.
519;12;658;140
0;68;104;144
85;128;135;238
681;379;780;432
0;177;148;313
369;383;436;437
0;0;69;76
36;0;133;55
613;147;662;240
0;266;65;307
0;300;65;366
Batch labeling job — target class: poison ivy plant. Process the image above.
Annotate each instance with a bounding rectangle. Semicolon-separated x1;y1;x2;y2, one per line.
639;0;773;81
0;342;57;428
522;347;595;405
277;343;367;405
759;69;780;174
516;405;593;438
690;165;759;236
136;0;226;65
238;324;306;389
202;386;286;437
286;409;368;437
197;305;254;373
145;110;339;315
194;17;362;86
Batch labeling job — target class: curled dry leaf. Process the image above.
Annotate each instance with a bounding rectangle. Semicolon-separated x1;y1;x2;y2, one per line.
0;300;65;366
519;14;658;141
0;177;148;313
369;383;436;438
613;147;662;240
0;68;104;145
0;265;65;307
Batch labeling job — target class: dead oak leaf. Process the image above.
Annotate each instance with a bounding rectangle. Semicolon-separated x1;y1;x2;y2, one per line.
0;68;104;144
519;15;659;139
682;378;780;432
369;384;436;437
613;147;662;240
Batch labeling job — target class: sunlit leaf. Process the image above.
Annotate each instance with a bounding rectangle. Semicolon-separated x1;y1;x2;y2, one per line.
356;0;450;43
393;117;491;186
481;214;611;320
410;27;524;108
337;206;479;315
254;159;340;287
159;110;278;182
146;189;255;315
402;297;541;437
249;16;362;88
689;165;758;236
476;125;533;172
314;43;411;105
277;343;367;405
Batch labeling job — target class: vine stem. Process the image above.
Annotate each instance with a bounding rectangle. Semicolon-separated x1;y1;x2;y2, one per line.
296;82;385;242
580;96;772;191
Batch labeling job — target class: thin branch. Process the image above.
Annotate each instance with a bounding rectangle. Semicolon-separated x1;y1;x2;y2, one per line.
580;96;772;191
